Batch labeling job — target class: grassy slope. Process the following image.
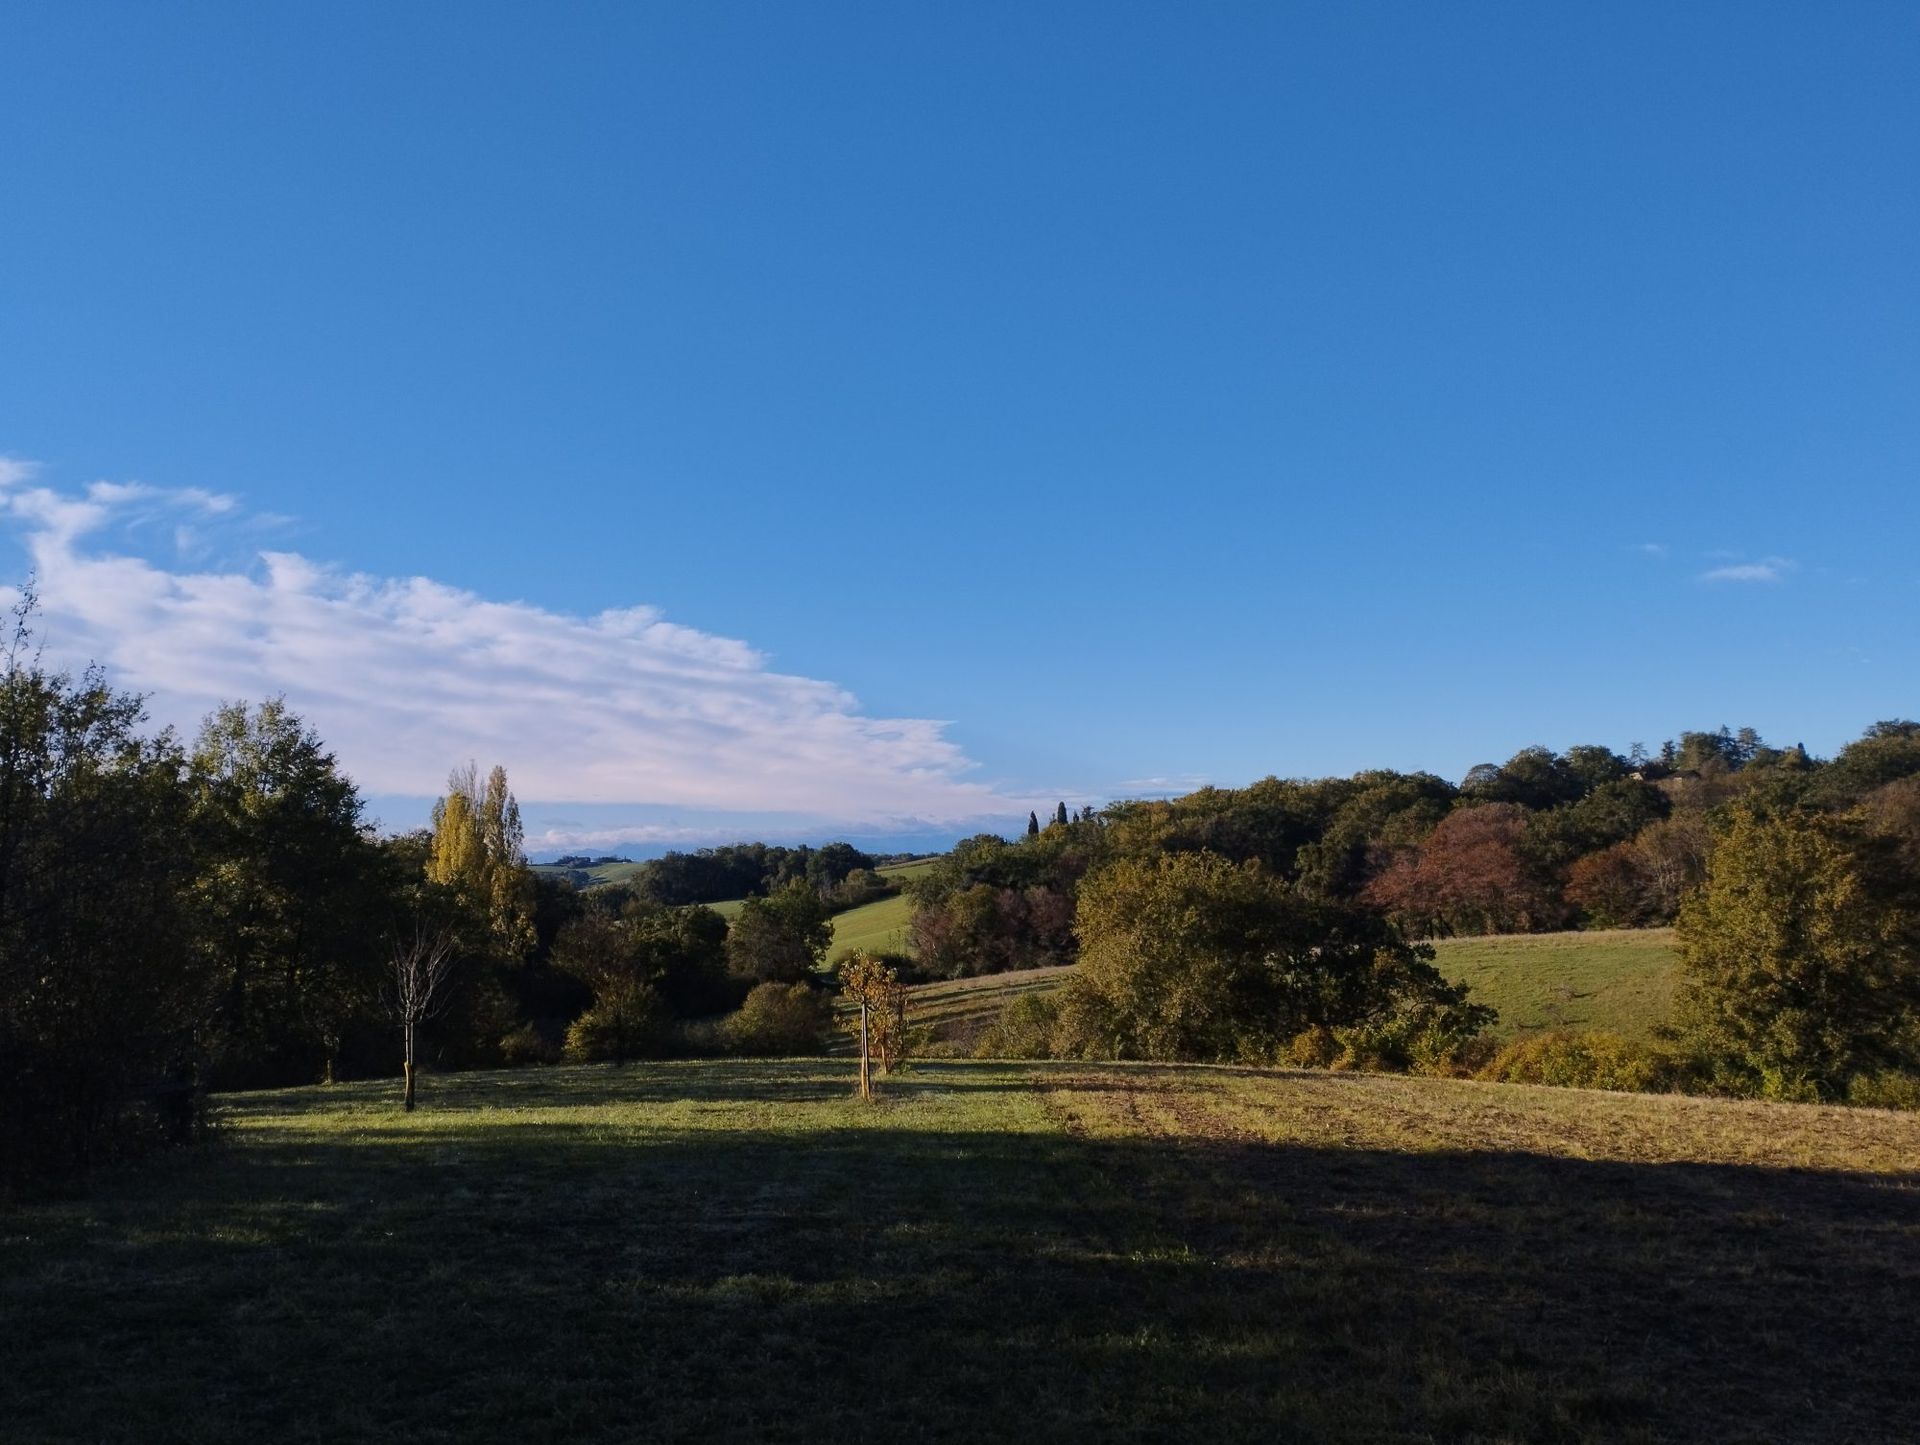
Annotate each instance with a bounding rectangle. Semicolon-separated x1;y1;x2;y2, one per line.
828;891;915;957
901;929;1683;1051
823;860;935;955
1430;927;1680;1040
876;857;938;882
893;964;1075;1051
4;1063;1915;1443
533;853;936;901
525;860;937;931
529;859;650;889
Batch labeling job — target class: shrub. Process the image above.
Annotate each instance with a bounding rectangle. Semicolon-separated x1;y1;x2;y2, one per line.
1071;852;1494;1064
721;982;832;1056
562;981;669;1064
826;868;893;910
1845;1071;1920;1111
499;1022;561;1067
1325;997;1501;1077
968;987;1111;1061
1282;1025;1342;1069
1479;1031;1676;1093
973;994;1065;1059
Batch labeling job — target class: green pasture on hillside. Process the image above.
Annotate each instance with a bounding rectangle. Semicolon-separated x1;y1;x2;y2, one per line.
828;891;915;958
898;929;1683;1052
528;859;651;889
535;855;934;924
1429;928;1681;1040
5;1062;1914;1443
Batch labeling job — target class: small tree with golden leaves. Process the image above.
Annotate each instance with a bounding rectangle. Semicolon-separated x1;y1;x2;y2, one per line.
840;953;909;1098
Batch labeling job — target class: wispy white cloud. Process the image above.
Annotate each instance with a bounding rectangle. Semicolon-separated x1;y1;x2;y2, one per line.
1114;773;1211;796
1634;542;1668;559
523;822;767;851
1701;556;1796;584
0;459;1026;830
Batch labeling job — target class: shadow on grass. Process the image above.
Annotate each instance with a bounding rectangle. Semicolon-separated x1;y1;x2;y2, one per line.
4;1067;1916;1444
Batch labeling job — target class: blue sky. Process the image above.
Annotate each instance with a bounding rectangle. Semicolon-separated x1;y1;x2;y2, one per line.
3;3;1916;855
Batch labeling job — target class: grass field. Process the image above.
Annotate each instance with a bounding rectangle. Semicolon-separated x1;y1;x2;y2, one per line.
876;857;937;882
889;963;1074;1051
4;1062;1915;1442
1430;928;1680;1040
529;859;651;889
896;929;1684;1052
828;890;915;957
531;856;934;928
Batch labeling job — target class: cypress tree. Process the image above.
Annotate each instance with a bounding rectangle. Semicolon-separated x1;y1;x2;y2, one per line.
1027;811;1040;837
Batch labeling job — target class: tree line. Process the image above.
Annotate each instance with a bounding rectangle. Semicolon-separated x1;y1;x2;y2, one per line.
0;604;884;1183
908;725;1919;975
929;725;1920;1104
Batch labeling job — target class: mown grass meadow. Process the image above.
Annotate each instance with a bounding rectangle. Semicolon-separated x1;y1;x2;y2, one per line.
4;1061;1915;1443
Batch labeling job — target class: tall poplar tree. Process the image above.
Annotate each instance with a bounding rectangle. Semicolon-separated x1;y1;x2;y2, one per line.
428;762;536;959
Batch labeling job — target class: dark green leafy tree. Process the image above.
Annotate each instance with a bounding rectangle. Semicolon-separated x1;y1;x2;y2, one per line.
724;879;832;984
1293;771;1455;901
1810;721;1920;806
191;698;386;1086
1065;851;1492;1066
1676;802;1920;1101
553;912;669;1064
0;602;216;1179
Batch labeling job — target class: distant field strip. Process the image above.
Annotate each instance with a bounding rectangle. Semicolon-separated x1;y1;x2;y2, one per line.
528;859;651;889
899;929;1682;1049
877;857;937;881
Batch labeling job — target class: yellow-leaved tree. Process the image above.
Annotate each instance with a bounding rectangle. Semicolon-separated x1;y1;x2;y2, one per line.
428;762;536;961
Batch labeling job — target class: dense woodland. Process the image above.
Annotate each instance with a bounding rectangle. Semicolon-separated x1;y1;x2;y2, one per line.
909;727;1918;969
5;587;1918;1182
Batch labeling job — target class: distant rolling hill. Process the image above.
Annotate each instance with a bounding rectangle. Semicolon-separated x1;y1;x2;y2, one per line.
532;854;937;935
528;859;650;889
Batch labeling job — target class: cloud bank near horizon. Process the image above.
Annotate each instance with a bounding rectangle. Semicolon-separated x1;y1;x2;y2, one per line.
0;459;1026;840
